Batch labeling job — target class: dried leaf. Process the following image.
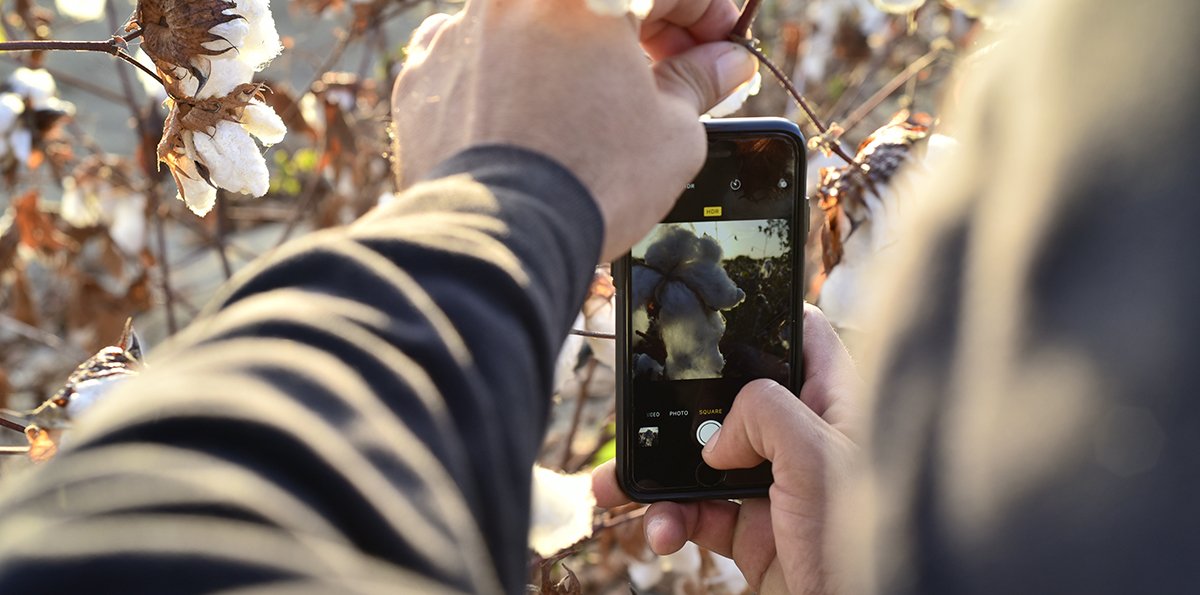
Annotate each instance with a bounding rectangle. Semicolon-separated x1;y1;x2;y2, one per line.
816;111;931;273
128;0;243;89
24;425;59;463
13;190;77;255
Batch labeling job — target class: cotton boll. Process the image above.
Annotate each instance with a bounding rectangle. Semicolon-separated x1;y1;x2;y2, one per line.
55;0;105;22
657;281;729;379
235;0;284;67
174;154;219;215
60;177;99;227
0;93;19;132
192;57;257;99
9;127;32;164
134;50;168;101
584;298;615;369
553;314;587;394
9;68;57;109
108;192;148;256
528;466;595;557
207;12;251;55
193;120;270;197
706;71;762;118
873;0;926;14
241;100;287;145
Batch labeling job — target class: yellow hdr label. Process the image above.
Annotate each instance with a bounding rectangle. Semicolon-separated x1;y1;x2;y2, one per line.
703;206;723;217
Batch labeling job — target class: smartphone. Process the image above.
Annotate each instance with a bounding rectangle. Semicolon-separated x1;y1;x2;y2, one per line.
614;118;807;502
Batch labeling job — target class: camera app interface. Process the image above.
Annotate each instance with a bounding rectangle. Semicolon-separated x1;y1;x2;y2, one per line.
627;134;800;491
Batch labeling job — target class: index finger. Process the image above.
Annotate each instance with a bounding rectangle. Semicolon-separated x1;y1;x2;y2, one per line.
640;0;741;60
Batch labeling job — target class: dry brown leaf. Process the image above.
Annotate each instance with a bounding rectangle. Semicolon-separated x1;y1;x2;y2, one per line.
128;0;242;88
9;266;40;327
13;190;77;255
24;425;59;463
817;111;932;273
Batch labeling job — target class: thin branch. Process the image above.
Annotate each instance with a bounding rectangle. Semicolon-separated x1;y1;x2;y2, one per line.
0;39;119;53
733;37;863;170
215;194;234;280
840;46;944;136
0;446;30;455
731;0;762;40
1;415;27;434
153;194;179;334
569;328;615;340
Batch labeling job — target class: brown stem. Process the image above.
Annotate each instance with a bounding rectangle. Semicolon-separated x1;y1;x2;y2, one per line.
568;328;615;340
733;37;863;170
731;0;762;39
0;39;118;53
1;415;27;434
559;358;599;470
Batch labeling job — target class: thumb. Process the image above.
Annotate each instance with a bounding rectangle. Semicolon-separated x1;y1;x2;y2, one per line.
653;41;758;114
702;378;827;471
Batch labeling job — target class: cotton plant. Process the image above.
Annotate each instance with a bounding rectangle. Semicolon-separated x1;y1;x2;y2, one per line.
0;68;75;169
61;157;149;257
126;0;287;216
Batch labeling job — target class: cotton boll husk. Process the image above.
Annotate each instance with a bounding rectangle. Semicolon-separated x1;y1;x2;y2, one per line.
528;466;595;557
241;101;287;145
55;0;106;22
192;121;270;197
706;71;762;118
9;68;57;109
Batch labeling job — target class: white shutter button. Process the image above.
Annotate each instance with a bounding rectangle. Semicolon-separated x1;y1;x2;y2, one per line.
696;420;722;446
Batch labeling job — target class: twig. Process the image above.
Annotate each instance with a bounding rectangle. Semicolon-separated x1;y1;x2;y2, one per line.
569;328;615;340
559;358;599;470
840;46;943;136
0;446;30;455
733;37;862;169
731;0;762;40
0;33;163;88
0;415;27;434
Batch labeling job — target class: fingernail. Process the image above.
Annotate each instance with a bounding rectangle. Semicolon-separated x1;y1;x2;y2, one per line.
715;44;758;93
702;428;721;454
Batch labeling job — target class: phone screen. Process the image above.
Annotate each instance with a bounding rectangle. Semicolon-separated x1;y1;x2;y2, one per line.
622;131;803;496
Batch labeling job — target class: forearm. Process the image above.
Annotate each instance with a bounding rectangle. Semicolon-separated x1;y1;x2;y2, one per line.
0;146;603;594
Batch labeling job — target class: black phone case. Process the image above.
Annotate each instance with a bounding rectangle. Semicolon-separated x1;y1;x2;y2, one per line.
615;117;809;502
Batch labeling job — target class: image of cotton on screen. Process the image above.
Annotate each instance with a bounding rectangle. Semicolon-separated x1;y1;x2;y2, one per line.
630;219;792;383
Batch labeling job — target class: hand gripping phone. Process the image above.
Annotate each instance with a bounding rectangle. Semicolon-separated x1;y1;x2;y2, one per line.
614;118;807;501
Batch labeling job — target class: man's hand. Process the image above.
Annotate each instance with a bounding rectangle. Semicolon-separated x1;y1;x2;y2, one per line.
593;304;861;594
391;0;757;261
